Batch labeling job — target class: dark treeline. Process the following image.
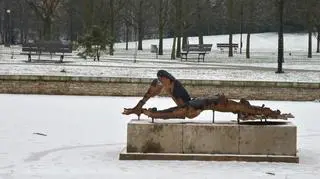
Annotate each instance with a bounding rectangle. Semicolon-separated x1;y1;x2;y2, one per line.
0;0;319;56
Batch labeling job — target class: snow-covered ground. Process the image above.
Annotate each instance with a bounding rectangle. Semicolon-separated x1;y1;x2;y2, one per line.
0;32;319;82
0;94;319;179
0;33;319;178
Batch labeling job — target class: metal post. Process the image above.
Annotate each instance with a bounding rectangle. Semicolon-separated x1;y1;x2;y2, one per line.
212;110;215;123
239;2;243;54
5;9;11;47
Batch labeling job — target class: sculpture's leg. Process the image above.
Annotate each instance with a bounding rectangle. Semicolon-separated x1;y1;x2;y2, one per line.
142;105;202;120
122;79;163;117
202;94;293;120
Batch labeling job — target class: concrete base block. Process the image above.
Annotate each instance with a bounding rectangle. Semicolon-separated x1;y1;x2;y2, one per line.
127;121;182;153
183;123;239;154
239;123;297;155
123;119;298;163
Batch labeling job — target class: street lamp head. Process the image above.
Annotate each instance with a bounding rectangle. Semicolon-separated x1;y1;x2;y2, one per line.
6;9;11;14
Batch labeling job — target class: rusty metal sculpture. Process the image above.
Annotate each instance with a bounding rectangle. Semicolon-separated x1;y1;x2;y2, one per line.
122;70;294;122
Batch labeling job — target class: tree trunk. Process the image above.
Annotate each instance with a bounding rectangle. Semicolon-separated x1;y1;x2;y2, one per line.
43;17;52;40
171;36;176;60
159;28;163;55
138;0;143;50
239;3;243;54
276;0;284;73
307;6;312;58
176;36;181;57
246;33;250;59
228;34;233;57
308;31;312;58
125;23;129;50
198;36;203;45
84;0;94;32
175;0;182;58
158;0;164;55
197;0;203;45
109;0;115;55
138;24;143;50
245;0;254;58
317;27;320;53
182;35;188;50
227;0;233;57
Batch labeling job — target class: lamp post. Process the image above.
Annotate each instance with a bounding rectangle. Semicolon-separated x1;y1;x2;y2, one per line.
5;9;11;47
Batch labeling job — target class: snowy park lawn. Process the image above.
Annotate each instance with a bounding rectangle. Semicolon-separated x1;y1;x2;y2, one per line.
0;32;319;82
0;94;320;179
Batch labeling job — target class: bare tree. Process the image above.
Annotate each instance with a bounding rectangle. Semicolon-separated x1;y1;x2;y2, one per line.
175;0;182;57
317;25;320;53
25;0;62;40
227;0;234;57
294;0;319;58
123;0;151;51
306;2;313;58
153;0;169;55
244;0;255;59
276;0;284;73
196;0;203;45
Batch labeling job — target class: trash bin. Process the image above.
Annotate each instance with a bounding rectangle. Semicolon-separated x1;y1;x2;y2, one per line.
150;44;158;53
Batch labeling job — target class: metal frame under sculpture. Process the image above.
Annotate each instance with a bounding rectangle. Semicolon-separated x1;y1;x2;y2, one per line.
122;70;294;123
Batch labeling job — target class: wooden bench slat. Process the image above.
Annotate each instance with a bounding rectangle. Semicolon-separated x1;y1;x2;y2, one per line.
216;43;238;53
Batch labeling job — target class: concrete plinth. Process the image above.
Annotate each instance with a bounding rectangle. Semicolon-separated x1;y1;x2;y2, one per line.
120;120;298;163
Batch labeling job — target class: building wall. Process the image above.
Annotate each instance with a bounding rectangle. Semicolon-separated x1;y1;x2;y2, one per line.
0;75;319;101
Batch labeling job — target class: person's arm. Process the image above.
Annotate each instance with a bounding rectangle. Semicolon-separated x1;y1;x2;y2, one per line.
122;79;163;116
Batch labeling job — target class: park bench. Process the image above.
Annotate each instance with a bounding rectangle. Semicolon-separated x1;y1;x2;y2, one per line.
216;43;238;53
180;44;213;62
22;41;72;62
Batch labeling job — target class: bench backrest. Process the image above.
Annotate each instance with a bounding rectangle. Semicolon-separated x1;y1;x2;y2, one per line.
22;43;38;52
22;41;72;53
184;44;213;52
216;43;238;48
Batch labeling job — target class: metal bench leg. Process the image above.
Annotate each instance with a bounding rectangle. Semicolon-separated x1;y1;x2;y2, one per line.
28;53;31;62
198;54;205;62
60;54;64;62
